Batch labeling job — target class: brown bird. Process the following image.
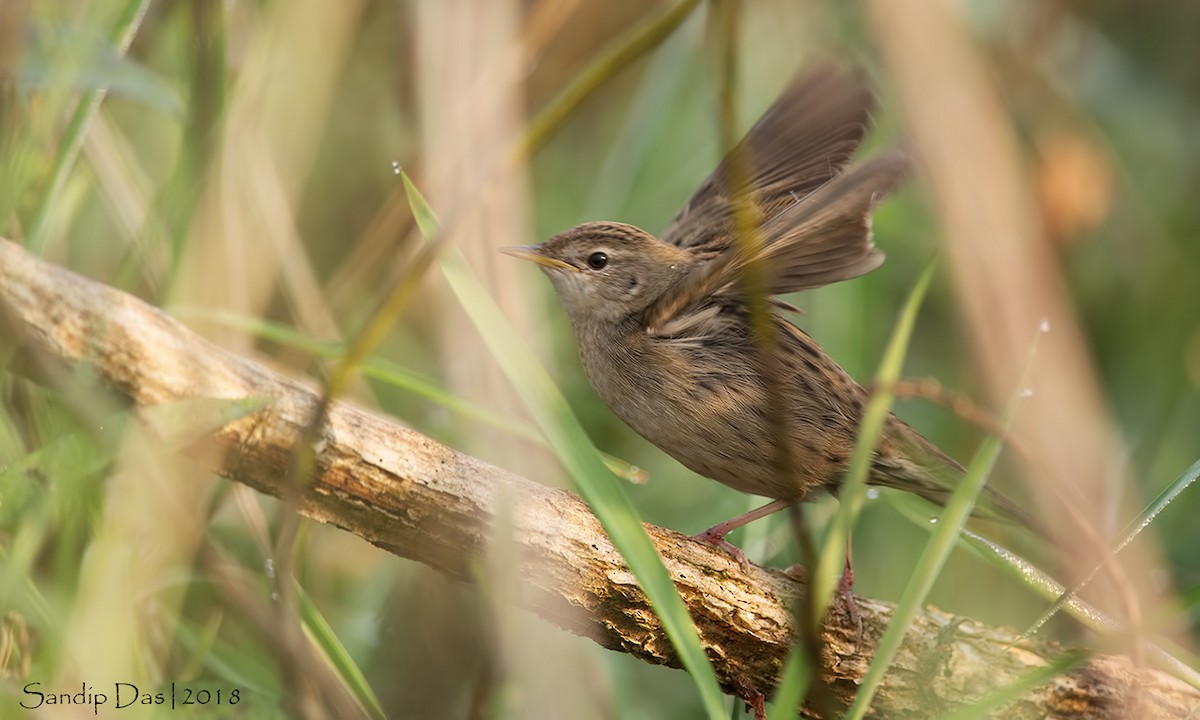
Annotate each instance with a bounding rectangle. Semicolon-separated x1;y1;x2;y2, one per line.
503;65;1026;574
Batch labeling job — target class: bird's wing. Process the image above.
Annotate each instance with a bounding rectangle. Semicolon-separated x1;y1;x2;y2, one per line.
659;64;874;254
645;64;907;335
745;150;906;293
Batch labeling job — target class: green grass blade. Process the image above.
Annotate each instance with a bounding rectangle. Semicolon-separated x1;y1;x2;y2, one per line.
402;173;727;719
887;496;1200;688
27;0;152;254
889;496;1122;632
174;619;279;697
936;649;1089;720
1023;456;1200;636
297;582;387;720
856;451;1200;714
813;262;936;617
891;494;1123;631
844;432;1005;720
958;528;1200;688
515;0;702;160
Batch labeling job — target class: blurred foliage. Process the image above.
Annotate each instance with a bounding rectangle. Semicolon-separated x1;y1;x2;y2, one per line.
1;0;1198;718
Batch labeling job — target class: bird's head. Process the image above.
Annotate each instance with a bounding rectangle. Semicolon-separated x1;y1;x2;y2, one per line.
502;221;692;324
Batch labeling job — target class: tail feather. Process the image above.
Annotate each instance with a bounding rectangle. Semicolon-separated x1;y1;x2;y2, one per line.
872;417;1037;531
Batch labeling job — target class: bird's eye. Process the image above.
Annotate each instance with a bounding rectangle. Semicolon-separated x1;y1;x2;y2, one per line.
586;251;608;270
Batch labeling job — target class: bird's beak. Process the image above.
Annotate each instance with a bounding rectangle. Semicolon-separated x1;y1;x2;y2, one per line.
499;244;578;272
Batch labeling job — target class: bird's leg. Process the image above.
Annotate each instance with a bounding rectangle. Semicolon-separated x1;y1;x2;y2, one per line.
693;498;796;571
837;533;862;634
732;675;767;720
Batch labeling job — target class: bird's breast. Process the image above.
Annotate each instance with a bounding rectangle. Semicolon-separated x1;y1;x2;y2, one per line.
574;322;825;500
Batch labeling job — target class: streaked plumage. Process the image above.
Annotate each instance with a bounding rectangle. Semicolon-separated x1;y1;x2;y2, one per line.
504;65;1026;556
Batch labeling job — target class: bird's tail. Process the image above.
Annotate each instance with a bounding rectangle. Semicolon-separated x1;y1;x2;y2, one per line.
870;417;1037;531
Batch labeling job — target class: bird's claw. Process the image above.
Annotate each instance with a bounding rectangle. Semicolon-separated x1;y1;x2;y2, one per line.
837;561;864;643
692;528;751;573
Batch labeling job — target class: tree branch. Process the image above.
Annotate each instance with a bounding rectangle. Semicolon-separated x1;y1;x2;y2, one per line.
1;238;1195;718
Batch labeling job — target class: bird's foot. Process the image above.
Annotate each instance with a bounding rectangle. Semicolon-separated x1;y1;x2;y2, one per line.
690;500;796;573
837;560;863;641
732;675;766;720
692;527;751;573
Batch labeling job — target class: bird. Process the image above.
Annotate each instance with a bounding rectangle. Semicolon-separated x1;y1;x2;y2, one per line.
502;65;1027;576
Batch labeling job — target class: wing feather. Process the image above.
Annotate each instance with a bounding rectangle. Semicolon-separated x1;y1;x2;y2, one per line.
660;64;874;253
645;65;907;336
